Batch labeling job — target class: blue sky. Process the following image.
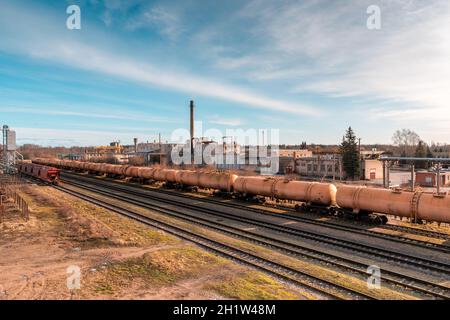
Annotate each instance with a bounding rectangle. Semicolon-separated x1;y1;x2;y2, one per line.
0;0;449;146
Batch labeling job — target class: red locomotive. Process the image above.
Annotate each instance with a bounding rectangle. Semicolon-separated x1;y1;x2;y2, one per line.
18;163;60;184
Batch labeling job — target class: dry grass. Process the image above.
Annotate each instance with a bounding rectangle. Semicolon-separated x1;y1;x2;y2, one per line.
206;272;309;300
88;246;226;295
2;184;311;300
66;184;416;300
83;246;307;300
20;185;178;248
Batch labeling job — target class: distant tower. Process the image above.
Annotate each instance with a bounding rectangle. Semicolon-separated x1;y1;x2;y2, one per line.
2;125;23;174
133;138;138;153
190;100;195;164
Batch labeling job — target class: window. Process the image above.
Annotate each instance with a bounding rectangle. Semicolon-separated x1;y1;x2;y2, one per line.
320;165;325;172
425;177;432;183
313;165;318;172
327;165;333;172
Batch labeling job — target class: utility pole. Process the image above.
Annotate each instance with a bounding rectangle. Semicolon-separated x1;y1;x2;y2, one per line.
358;137;362;179
158;133;162;166
410;163;415;191
436;163;441;194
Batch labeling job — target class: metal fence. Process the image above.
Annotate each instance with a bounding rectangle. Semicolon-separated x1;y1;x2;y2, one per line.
0;175;29;223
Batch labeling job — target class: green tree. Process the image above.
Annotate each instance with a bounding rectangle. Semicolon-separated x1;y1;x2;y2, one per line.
425;144;434;169
340;127;360;180
426;145;433;158
414;140;427;169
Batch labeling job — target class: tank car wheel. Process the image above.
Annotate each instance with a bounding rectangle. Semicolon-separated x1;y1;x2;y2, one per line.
373;216;384;225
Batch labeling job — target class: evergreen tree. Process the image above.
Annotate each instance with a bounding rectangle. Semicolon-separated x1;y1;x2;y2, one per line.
426;145;433;158
400;150;407;165
340;127;360;180
425;144;434;169
414;140;427;169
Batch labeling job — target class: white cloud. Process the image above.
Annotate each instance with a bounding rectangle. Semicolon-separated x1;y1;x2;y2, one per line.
126;6;182;41
206;0;450;125
0;2;320;117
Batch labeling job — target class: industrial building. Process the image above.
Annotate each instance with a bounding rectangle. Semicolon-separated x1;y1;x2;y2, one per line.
416;171;450;187
294;154;343;179
361;159;384;180
292;152;385;181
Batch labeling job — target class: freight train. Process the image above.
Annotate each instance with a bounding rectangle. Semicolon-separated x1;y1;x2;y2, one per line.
18;163;60;184
31;158;450;225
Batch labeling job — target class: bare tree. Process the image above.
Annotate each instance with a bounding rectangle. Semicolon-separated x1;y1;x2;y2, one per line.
392;129;421;156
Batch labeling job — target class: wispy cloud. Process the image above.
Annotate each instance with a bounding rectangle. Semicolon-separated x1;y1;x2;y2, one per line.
203;0;450;122
209;115;245;127
15;127;153;147
0;105;176;123
125;6;183;41
0;2;320;117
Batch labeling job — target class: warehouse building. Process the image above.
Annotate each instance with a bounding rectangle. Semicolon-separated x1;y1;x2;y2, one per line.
416;171;450;187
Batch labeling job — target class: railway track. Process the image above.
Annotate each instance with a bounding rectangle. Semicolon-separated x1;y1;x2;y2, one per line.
381;224;450;241
53;184;376;300
58;175;450;299
61;173;450;276
62;171;450;252
155;187;450;252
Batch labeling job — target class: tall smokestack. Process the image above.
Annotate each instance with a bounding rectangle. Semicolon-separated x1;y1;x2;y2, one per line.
133;138;138;153
190;100;195;164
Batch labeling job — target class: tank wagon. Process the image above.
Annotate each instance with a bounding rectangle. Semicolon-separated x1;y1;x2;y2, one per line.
18;163;60;184
336;185;450;224
233;176;336;209
174;171;238;193
31;158;450;225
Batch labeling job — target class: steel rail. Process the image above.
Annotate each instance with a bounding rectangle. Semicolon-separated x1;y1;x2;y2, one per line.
61;174;450;277
60;179;450;299
62;171;450;248
53;184;373;300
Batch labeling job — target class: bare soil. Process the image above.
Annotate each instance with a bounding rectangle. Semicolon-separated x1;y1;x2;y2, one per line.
0;184;307;300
